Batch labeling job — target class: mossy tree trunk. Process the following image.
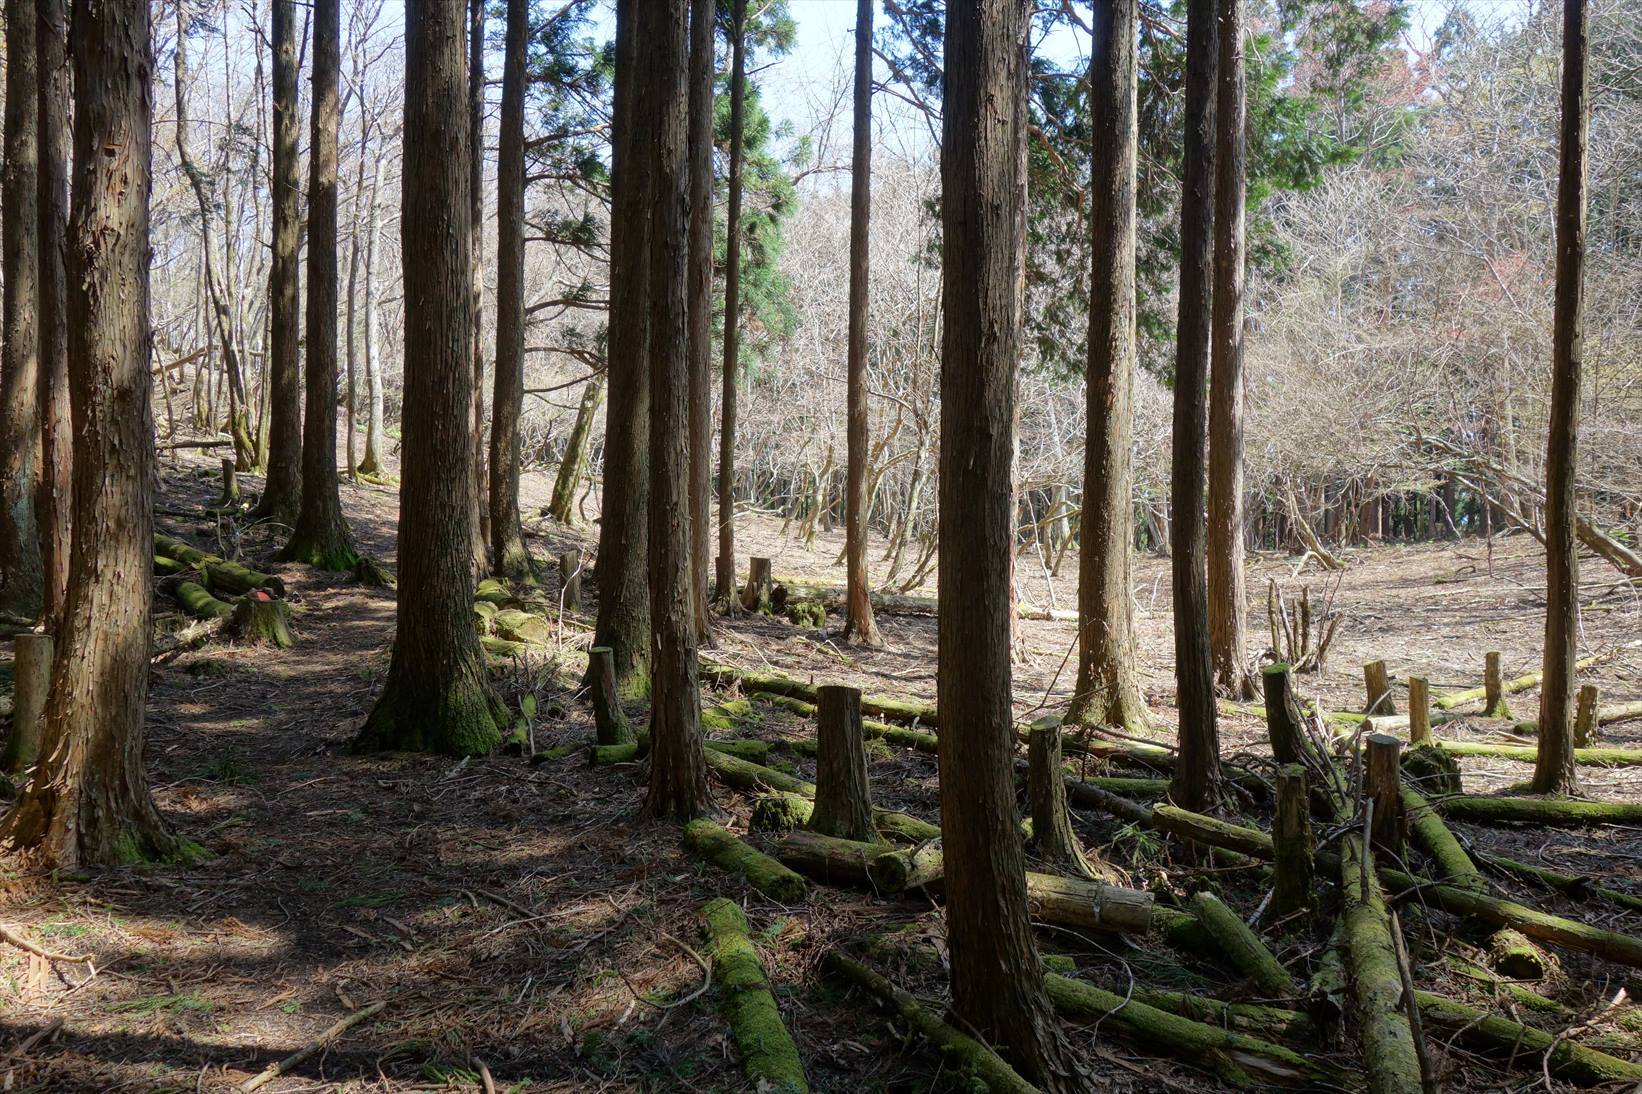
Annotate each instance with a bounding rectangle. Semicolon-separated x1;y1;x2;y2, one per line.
355;0;501;758
547;378;601;524
0;0;186;864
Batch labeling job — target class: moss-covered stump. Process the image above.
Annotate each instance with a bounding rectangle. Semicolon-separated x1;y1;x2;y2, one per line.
784;599;826;628
492;608;551;645
702;698;753;733
684;820;807;903
702;899;809;1093
475;577;512;605
1402;743;1462;796
1416;991;1642;1086
825;952;1036;1094
232;593;294;648
176;581;235;621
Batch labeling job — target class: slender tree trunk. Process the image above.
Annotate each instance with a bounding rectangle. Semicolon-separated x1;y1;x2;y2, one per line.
686;0;715;640
714;0;747;605
257;0;303;521
359;161;387;475
35;0;70;631
549;379;603;524
588;0;652;693
1207;0;1251;700
1168;0;1223;812
1534;0;1588;797
344;109;366;481
842;0;881;645
1067;0;1148;735
280;0;353;567
0;0;183;866
468;0;490;569
488;0;532;580
641;0;711;822
1;0;44;616
937;2;1078;1087
355;0;502;757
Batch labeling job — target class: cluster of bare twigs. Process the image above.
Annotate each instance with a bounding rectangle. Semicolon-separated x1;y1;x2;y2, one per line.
1265;574;1343;673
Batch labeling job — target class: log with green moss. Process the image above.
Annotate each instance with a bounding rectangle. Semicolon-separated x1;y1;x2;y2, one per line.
1438;796;1642;827
1401;787;1482;889
1074;975;1314;1042
702;899;809;1093
866;841;945;894
1191;891;1295;997
1338;833;1424;1094
714;759;941;842
154;532;213;568
202;558;286;598
591;735;769;766
1415;991;1642;1086
154;554;186;577
683;820;806;903
760;693;939;754
492;608;550;645
232;594;294;648
1153;805;1272;860
824;952;1037;1094
1479;852;1642;914
475;577;512;605
1436;739;1642;769
176;580;235;621
700;663;939;728
773;831;880;888
1434;649;1615;711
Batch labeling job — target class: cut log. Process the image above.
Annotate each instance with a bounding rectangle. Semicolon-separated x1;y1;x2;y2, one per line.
590;735;765;767
1437;739;1642;769
1415;991;1642;1086
475;577;511;605
1363;660;1395;715
866;841;944;894
702;898;809;1093
232;593;294;649
1574;683;1598;747
492;608;550;645
2;634;52;773
1407;676;1432;746
1364;734;1403;855
741;556;774;614
773;831;879;888
176;580;235;621
1069;973;1314;1041
700;662;939;728
1026;721;1096;879
1269;765;1313;921
1487;927;1550;981
1479;852;1642;915
154;532;212;568
1023;871;1156;936
825;952;1037;1094
762;693;938;754
1434;648;1617;711
1191;891;1295;997
1338;832;1424;1094
1152;804;1269;860
810;685;874;842
1401;787;1481;890
683;820;806;903
588;646;634;746
1438;796;1642;828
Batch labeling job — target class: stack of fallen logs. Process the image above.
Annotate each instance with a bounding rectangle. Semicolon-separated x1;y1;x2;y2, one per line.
662;657;1642;1091
153;533;293;651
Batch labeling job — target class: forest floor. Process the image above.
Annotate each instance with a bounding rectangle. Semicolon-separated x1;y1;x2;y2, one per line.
3;450;1642;1092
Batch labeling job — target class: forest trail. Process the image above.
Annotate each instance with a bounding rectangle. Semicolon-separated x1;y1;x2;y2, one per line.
3;452;1641;1091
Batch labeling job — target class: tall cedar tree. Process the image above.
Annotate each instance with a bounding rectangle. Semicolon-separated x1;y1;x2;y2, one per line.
469;0;490;568
938;1;1079;1087
841;0;881;645
1068;0;1149;734
686;0;715;640
1168;0;1224;812
714;0;748;605
257;0;303;524
588;0;651;694
1207;0;1252;699
280;0;355;568
0;0;185;865
1;0;43;617
37;0;70;631
355;0;503;757
642;0;712;821
489;0;533;581
1534;0;1588;796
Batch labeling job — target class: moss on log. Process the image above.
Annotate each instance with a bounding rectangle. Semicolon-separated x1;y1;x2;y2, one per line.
1433;649;1612;711
1191;891;1295;997
176;580;235;621
154;554;186;576
683;820;807;903
591;736;768;766
1401;787;1482;890
866;842;945;894
1076;976;1314;1042
1415;991;1642;1086
1338;833;1424;1094
710;757;941;842
824;952;1037;1094
475;577;511;605
773;831;880;888
1438;739;1642;769
1487;927;1551;981
1153;804;1272;860
761;693;939;754
702;898;809;1093
700;662;938;728
1480;852;1642;915
1438;796;1642;827
202;559;285;598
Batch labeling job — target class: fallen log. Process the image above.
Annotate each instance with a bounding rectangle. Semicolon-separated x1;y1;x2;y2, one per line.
1438;796;1642;828
1339;830;1425;1094
176;581;234;622
1434;739;1642;769
772;831;880;889
589;735;768;767
700;662;938;727
702;898;809;1093
1191;891;1295;997
1434;648;1620;711
1415;991;1642;1086
202;559;285;598
1478;852;1642;915
1069;974;1314;1042
759;693;938;754
683;820;806;903
866;841;945;894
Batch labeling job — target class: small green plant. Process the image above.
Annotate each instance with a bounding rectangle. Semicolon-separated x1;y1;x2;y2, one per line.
109;992;213;1016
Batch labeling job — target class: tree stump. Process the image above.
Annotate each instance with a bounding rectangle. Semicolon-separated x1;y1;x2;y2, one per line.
740;556;773;613
1574;684;1599;748
1483;651;1511;718
219;456;240;506
1027;721;1096;879
809;685;875;842
559;550;581;612
232;593;294;648
1270;764;1313;921
2;634;53;773
1407;676;1432;746
589;645;635;746
1364;733;1403;855
1363;660;1395;715
1262;663;1312;767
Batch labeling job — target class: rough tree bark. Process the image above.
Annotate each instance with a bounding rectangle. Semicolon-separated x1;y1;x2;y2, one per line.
35;0;71;630
937;1;1079;1087
1207;0;1252;700
841;0;881;645
280;0;355;568
354;0;502;757
1;0;44;617
0;0;186;866
686;0;715;640
257;0;303;522
587;0;651;695
714;0;748;606
1534;0;1588;797
640;0;712;823
1067;0;1149;734
468;0;489;569
1168;0;1223;812
810;685;875;842
488;0;532;581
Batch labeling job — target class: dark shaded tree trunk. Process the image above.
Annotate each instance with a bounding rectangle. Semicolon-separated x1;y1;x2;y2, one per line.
355;0;502;757
1068;0;1148;735
1534;0;1588;797
937;2;1079;1087
587;0;652;694
1;0;44;617
640;0;712;823
811;685;875;841
0;0;183;866
257;0;303;523
714;0;747;606
468;0;490;570
488;0;532;581
686;0;715;640
1168;0;1223;813
841;0;881;646
280;0;354;568
1207;0;1251;701
36;0;70;631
